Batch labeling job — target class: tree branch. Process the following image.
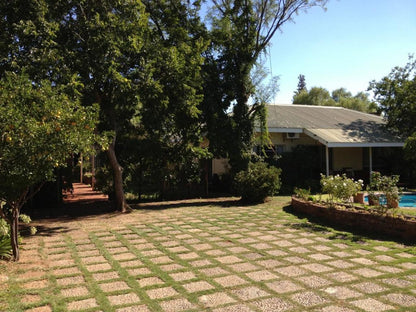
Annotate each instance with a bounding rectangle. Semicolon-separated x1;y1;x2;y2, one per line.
24;182;46;203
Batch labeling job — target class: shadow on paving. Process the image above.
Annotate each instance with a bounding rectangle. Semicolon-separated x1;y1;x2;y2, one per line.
29;183;116;224
20;223;72;237
29;183;244;227
133;198;244;211
29;196;115;220
283;205;415;246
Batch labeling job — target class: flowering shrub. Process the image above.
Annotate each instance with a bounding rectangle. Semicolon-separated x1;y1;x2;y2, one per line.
367;171;401;210
320;174;363;206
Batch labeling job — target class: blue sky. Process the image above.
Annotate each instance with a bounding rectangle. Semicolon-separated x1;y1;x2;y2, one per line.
266;0;416;104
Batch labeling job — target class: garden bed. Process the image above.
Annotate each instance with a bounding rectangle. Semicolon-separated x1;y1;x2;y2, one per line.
291;197;416;242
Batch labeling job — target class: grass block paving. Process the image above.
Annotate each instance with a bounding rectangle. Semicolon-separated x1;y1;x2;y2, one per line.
108;293;141;306
1;192;416;311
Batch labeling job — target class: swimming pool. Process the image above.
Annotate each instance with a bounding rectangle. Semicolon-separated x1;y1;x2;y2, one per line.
364;194;416;208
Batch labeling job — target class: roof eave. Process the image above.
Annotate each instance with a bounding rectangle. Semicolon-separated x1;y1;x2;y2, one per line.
326;142;405;148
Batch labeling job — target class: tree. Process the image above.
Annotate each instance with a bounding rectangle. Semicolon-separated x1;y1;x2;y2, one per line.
119;0;210;198
293;86;336;106
294;74;307;96
331;87;351;102
2;0;211;208
252;67;280;150
202;0;327;173
293;86;375;113
53;0;150;212
0;72;97;261
292;89;310;104
338;93;375;113
369;55;416;161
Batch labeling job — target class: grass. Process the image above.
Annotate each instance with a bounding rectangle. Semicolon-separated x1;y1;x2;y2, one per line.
1;196;415;311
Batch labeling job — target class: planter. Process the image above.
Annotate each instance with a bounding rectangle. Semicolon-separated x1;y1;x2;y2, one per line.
353;192;364;204
387;198;399;208
291;197;416;242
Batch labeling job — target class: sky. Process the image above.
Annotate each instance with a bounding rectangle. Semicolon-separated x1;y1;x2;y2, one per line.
266;0;416;104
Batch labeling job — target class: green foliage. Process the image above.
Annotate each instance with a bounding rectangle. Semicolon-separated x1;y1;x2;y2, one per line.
94;163;114;197
0;72;98;202
294;74;307;96
331;88;352;102
234;162;281;203
294;187;311;201
251;67;280;153
0;214;7;236
293;87;336;106
3;0;211;208
0;235;12;259
129;0;210;199
202;0;326;173
337;92;376;113
369;55;416;173
0;72;97;260
367;171;401;210
0;207;34;259
369;55;416;137
320;174;363;207
293;86;375;112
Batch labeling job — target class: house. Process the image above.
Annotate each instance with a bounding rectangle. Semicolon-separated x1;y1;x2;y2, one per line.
212;104;405;184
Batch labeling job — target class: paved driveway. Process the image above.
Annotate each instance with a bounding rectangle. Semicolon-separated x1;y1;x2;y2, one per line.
1;193;415;311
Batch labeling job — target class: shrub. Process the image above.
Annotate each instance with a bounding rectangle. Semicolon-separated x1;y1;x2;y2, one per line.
294;187;311;201
234;162;281;203
0;235;12;259
367;171;401;210
320;174;363;207
0;203;35;260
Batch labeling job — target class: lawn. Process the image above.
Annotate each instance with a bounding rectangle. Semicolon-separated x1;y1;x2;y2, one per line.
0;196;415;312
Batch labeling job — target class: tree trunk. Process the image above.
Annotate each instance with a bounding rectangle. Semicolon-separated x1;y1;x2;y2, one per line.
107;136;129;212
10;204;20;261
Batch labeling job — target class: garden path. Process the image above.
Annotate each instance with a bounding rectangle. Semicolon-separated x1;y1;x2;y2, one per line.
0;193;415;312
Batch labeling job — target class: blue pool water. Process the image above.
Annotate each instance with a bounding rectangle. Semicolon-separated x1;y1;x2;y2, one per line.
364;194;416;208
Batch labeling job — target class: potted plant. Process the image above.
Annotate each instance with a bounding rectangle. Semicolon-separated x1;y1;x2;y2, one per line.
353;192;365;204
367;171;382;206
385;184;400;209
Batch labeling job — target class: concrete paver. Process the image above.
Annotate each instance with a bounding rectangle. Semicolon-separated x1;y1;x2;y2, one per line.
1;183;415;311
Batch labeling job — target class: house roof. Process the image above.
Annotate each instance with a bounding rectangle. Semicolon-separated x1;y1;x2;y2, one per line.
265;104;405;148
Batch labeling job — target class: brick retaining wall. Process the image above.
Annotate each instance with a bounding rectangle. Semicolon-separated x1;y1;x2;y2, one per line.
291;197;416;242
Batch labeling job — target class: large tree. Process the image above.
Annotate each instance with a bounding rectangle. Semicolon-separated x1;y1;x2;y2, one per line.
294;74;307;97
202;0;327;172
293;86;375;112
0;73;97;261
52;0;150;212
331;87;351;102
56;0;209;206
293;86;336;106
2;0;211;208
369;56;416;160
0;1;99;260
121;0;210;198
